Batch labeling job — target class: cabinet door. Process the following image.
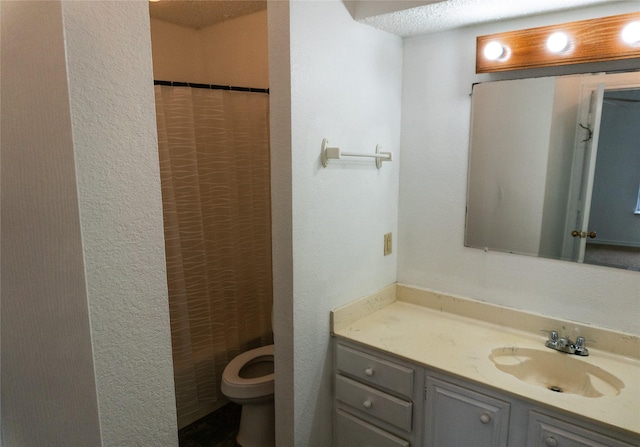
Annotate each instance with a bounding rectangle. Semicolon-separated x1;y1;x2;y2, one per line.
527;411;637;447
425;376;510;447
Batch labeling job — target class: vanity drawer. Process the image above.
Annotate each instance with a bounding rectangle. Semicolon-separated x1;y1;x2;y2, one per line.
335;374;413;432
336;409;410;447
336;344;414;398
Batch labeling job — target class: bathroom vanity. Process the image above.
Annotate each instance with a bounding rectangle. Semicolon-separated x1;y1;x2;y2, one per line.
331;284;640;447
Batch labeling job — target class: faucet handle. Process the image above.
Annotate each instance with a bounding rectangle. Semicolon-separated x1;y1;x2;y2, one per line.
545;331;559;349
574;336;589;356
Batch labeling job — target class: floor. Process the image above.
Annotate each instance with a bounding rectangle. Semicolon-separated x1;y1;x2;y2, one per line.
179;403;242;447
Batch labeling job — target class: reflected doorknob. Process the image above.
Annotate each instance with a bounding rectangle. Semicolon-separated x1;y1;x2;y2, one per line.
571;230;597;238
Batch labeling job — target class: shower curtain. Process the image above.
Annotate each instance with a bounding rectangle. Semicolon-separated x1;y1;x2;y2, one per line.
154;85;273;428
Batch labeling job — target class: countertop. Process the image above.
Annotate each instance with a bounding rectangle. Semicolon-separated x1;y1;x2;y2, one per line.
331;284;640;436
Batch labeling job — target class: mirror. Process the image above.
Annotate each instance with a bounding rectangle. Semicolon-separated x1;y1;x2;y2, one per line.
465;71;640;271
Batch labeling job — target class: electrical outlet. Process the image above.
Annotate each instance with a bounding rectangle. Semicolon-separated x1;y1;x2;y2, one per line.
384;232;392;256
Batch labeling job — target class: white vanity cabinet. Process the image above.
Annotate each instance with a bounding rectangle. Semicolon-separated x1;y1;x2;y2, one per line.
333;341;424;447
333;340;640;447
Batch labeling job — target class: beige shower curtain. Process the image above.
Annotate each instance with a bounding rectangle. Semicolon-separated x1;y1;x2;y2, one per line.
154;85;273;428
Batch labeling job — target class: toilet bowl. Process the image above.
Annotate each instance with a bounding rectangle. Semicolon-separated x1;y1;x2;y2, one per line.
221;344;275;447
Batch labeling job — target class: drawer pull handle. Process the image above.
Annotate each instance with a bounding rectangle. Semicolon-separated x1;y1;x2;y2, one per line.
362;399;372;409
545;436;557;447
480;413;491;424
364;367;374;377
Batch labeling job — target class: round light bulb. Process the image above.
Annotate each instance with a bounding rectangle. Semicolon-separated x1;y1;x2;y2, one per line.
546;32;570;53
483;41;506;61
621;21;640;45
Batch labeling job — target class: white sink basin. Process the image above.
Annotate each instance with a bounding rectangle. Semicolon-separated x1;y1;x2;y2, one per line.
489;347;624;398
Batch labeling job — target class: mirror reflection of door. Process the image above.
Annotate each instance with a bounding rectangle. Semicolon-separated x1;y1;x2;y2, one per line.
565;84;604;264
583;88;640;269
466;71;640;270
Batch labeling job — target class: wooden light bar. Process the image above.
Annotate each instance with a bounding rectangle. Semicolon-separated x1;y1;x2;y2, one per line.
476;12;640;73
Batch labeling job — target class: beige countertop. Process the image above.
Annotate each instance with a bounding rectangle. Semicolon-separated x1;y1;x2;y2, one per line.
331;284;640;436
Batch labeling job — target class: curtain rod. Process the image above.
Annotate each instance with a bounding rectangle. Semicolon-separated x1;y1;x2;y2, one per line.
154;80;269;94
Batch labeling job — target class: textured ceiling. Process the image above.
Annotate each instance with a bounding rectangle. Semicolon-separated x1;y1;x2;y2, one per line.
357;0;627;37
148;0;630;34
148;0;266;29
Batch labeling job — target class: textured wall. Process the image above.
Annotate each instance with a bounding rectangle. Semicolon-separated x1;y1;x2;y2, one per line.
62;2;178;445
398;2;640;335
287;1;403;445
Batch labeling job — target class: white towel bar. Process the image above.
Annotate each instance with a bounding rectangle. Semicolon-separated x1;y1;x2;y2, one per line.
320;138;393;169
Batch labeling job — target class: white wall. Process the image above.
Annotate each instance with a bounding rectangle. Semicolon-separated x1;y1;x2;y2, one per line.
151;11;268;87
1;1;178;445
271;1;403;445
399;2;640;335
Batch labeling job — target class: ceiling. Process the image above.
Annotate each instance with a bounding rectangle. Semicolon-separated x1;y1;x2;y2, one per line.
148;0;266;29
356;0;625;37
148;0;628;35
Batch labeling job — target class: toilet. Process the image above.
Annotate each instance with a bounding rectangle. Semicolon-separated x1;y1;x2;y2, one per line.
221;344;275;447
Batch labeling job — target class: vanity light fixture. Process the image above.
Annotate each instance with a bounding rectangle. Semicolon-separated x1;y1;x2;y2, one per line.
546;31;571;53
476;12;640;73
621;21;640;46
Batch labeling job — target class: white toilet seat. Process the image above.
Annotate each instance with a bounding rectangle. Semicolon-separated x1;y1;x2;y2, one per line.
221;344;274;399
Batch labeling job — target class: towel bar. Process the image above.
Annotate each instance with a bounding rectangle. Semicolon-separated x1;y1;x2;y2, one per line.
320;138;392;169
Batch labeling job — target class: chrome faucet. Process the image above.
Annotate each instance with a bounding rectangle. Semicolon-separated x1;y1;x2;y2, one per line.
545;331;589;356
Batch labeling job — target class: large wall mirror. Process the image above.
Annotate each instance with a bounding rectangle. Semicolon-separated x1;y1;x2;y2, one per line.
465;71;640;271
